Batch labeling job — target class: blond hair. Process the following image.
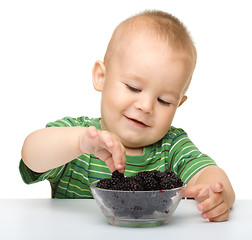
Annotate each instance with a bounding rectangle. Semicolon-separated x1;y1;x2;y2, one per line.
104;10;197;70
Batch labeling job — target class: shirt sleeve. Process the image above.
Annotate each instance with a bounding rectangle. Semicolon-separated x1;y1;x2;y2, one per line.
168;128;217;183
18;116;79;185
46;116;83;127
19;159;67;185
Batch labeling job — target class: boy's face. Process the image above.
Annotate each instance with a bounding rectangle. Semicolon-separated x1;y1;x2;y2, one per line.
93;31;194;150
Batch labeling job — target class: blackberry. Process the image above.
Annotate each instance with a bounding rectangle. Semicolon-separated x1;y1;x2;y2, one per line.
96;169;183;191
96;178;112;189
112;170;124;180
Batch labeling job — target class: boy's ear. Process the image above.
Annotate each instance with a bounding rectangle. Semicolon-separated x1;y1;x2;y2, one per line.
92;60;106;92
178;95;187;107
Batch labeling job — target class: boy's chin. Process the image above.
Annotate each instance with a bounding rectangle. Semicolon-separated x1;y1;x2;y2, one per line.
122;140;143;149
121;135;160;148
122;139;150;149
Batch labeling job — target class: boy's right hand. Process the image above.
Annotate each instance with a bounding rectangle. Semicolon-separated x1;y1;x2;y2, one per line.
79;126;126;173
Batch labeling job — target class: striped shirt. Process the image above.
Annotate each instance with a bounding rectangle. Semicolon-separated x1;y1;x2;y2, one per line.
19;116;216;199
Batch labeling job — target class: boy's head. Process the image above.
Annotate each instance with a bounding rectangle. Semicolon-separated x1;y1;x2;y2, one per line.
104;10;197;74
92;10;196;150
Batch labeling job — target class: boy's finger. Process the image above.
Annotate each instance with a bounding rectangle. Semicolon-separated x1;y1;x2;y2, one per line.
198;193;223;212
87;126;98;138
201;200;227;220
110;141;125;173
211;182;223;193
97;131;126;173
104;156;116;173
183;185;205;198
115;144;126;173
99;131;114;149
209;209;230;222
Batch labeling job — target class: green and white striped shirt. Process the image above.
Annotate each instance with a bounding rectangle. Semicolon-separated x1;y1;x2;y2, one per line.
19;116;216;198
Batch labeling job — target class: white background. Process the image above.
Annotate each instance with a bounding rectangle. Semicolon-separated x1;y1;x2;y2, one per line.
0;0;251;199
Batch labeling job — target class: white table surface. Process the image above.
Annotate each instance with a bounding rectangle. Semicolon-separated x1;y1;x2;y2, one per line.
0;199;251;240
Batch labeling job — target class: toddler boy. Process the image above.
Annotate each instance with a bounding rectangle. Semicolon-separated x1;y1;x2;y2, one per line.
20;10;235;222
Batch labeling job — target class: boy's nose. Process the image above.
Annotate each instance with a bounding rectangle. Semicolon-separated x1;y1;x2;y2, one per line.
135;96;154;114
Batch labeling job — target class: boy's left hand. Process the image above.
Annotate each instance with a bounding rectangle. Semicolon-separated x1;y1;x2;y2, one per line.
184;182;230;222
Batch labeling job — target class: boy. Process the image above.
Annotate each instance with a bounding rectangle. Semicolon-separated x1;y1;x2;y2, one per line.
20;10;235;222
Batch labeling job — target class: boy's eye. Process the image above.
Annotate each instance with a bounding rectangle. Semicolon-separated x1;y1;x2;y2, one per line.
126;84;141;92
158;98;171;106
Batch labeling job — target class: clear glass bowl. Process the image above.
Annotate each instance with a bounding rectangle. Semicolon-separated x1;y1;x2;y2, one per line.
90;180;185;228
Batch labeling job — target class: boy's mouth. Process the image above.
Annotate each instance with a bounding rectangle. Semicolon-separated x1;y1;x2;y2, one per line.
125;116;149;128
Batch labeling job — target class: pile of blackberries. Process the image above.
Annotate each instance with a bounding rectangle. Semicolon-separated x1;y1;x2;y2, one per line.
95;170;184;219
97;169;183;191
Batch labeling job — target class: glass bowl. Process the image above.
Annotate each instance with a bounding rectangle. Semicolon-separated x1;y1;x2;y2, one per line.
90;180;185;228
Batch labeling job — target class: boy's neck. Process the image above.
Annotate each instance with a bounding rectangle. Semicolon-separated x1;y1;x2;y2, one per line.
125;147;143;156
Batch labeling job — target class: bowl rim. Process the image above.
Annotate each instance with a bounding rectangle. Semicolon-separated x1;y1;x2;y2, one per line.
89;180;186;193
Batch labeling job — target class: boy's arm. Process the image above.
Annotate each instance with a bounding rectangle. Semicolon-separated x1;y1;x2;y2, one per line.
184;165;235;222
21;126;126;173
